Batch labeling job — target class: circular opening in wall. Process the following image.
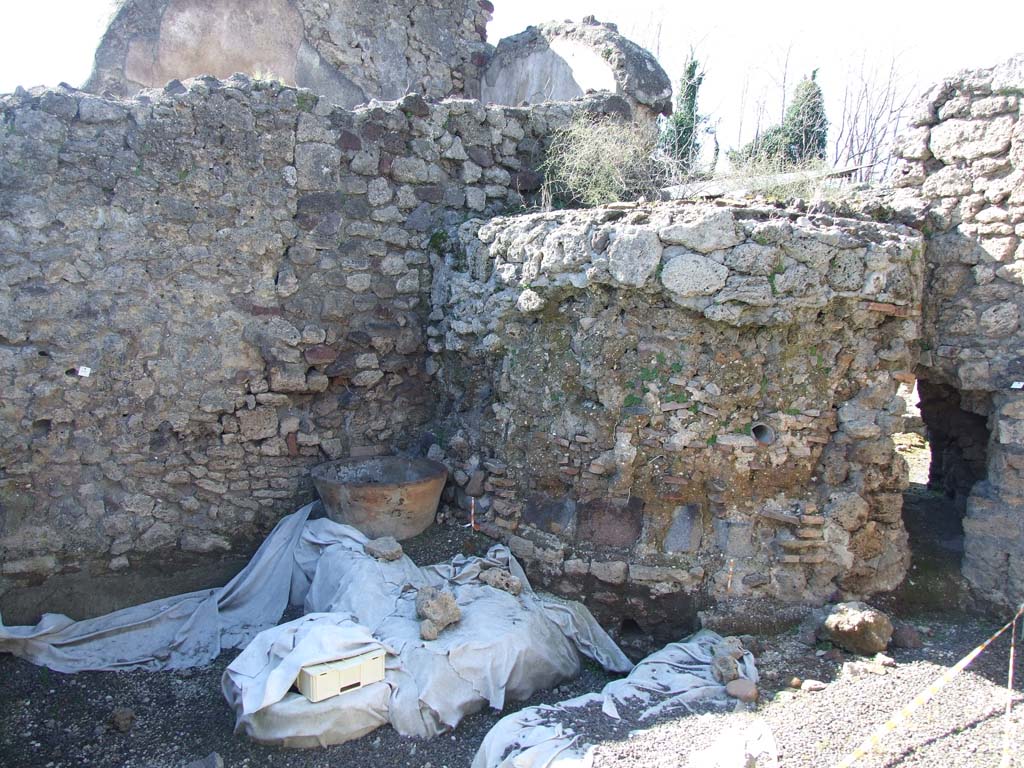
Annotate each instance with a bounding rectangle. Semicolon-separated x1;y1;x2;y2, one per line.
751;423;776;446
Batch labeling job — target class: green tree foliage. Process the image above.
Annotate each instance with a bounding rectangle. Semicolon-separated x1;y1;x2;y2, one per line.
730;71;828;167
785;70;828;162
661;54;705;173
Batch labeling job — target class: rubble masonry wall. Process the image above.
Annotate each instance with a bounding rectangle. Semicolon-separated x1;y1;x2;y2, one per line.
893;54;1024;610
431;201;923;631
0;75;578;596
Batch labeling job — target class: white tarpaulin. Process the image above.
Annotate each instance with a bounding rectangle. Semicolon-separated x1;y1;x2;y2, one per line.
0;502;633;747
472;630;761;768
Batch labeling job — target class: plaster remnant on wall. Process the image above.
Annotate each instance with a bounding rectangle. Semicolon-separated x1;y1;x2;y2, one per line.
85;0;492;107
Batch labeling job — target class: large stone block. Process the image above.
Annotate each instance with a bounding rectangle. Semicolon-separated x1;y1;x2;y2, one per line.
929;116;1015;163
607;228;662;287
659;208;743;253
576;498;644;549
660;249;728;298
664;504;702;554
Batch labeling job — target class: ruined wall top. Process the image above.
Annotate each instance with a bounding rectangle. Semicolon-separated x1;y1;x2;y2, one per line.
85;0;493;107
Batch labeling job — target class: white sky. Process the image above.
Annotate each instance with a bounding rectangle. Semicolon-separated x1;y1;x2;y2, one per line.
1;1;1022;152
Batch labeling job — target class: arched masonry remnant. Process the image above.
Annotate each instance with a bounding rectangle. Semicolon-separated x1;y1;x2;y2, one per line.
893;54;1024;612
481;18;673;123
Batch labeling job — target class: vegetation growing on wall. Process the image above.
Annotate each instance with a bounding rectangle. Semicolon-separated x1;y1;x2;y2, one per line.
541;114;667;207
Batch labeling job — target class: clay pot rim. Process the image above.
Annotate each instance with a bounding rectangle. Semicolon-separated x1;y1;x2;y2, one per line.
310;455;448;492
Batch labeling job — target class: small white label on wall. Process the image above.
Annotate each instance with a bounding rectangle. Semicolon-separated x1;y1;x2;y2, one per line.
76;366;92;378
1011;382;1024;390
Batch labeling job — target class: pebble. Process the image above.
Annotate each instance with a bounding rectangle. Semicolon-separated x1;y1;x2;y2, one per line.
800;679;828;692
725;679;758;702
107;708;135;734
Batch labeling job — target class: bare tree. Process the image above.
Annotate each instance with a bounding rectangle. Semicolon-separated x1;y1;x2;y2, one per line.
766;44;793;123
831;53;914;183
735;74;750;148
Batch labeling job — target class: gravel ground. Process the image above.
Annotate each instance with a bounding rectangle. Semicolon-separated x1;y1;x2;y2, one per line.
0;647;617;768
0;522;619;768
592;615;1023;767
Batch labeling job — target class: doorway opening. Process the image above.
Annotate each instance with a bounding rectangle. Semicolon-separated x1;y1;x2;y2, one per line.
892;380;990;608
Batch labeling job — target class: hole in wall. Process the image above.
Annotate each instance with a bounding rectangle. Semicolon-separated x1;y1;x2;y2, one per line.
918;380;990;509
751;423;776;445
618;617;644;642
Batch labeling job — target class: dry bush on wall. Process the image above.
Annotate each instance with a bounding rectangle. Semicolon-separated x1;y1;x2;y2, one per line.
541;115;679;208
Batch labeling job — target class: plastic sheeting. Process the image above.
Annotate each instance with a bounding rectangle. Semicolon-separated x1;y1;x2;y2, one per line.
472;630;761;768
0;503;316;672
0;502;633;747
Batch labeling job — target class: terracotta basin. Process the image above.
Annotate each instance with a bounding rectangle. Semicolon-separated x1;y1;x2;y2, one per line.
310;456;448;540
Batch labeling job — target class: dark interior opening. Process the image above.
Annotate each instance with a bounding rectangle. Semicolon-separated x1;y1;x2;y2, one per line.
615;618;647;659
916;380;990;512
893;379;991;609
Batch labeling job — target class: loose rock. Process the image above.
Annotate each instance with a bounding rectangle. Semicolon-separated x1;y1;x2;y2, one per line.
890;622;924;649
819;602;893;656
478;568;523;595
365;537;404;561
725;678;758;702
711;654;741;684
107;707;135;733
415;586;461;640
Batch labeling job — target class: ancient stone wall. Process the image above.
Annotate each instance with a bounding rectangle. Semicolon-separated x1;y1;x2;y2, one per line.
85;0;493;108
0;75;588;597
430;201;923;634
893;54;1024;611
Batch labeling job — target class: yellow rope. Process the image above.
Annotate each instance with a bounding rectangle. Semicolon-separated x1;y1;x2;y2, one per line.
1000;611;1018;768
835;604;1024;768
